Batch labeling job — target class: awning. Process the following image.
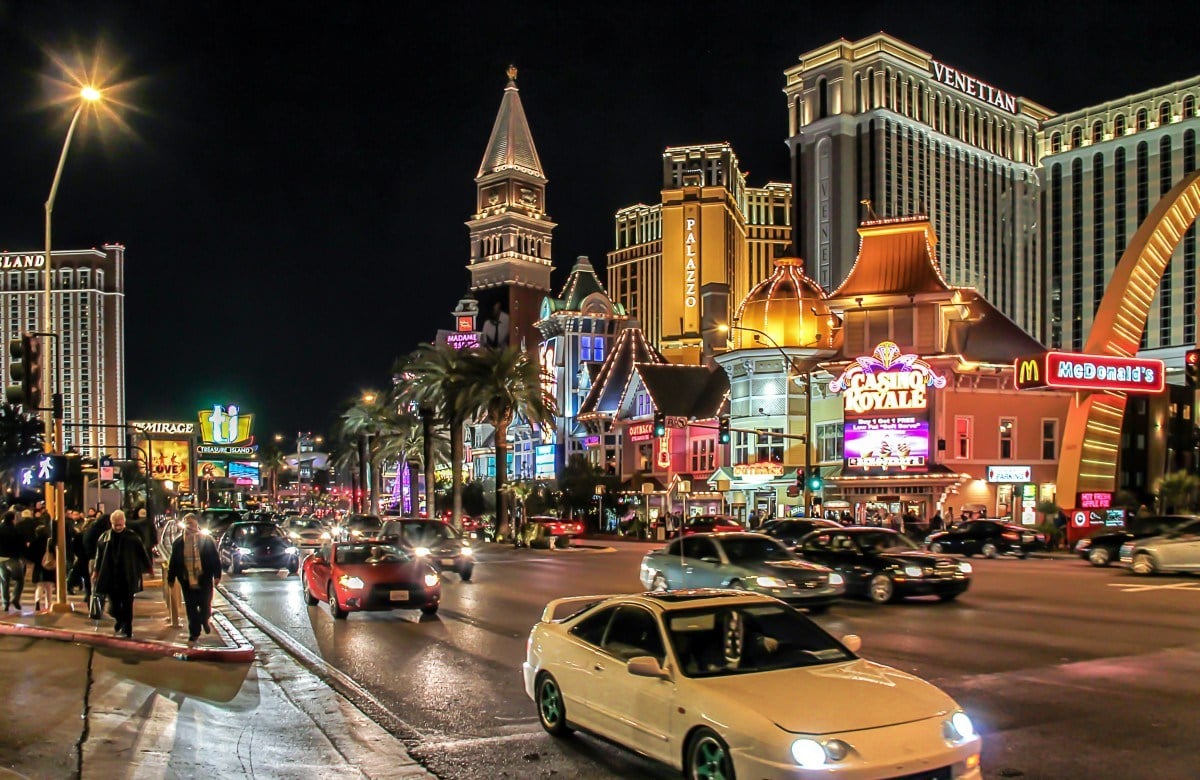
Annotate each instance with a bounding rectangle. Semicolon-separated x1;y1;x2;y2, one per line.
619;475;668;492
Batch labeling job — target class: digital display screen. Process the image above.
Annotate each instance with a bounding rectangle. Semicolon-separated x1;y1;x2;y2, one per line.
228;460;261;486
534;444;556;479
844;416;929;473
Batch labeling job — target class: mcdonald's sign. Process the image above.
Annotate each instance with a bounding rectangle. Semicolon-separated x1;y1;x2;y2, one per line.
1014;352;1164;394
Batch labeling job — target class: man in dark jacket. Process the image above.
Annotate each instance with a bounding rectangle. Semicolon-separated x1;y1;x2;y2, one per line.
167;513;221;642
0;511;26;611
93;510;152;637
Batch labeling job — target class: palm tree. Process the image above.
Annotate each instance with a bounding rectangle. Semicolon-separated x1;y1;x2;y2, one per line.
258;443;287;506
1155;471;1200;513
335;392;389;513
393;345;473;527
457;347;557;539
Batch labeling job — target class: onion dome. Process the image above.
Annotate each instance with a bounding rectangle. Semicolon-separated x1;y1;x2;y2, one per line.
732;257;841;350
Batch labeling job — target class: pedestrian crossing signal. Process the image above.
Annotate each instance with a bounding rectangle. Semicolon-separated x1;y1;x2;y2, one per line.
1186;349;1200;389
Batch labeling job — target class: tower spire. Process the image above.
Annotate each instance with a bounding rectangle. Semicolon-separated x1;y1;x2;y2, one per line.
477;65;545;181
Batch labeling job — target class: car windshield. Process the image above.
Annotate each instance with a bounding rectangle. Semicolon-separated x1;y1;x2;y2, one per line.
292;519;324;530
720;537;793;564
232;524;283;541
400;522;458;544
666;603;853;677
336;544;407;564
347;516;381;529
853;531;919;552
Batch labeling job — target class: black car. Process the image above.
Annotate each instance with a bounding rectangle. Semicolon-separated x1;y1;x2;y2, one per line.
759;518;844;549
796;527;971;603
1075;514;1200;566
381;519;475;580
199;508;242;541
218;521;300;574
925;519;1046;558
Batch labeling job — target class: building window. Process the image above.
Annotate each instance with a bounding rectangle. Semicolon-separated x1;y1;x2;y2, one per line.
593;337;605;363
955;416;973;459
1041;419;1058;460
1114;114;1126;136
580;336;593;362
733;431;751;465
1092;120;1104;144
754;428;784;463
999;418;1016;460
816;422;843;462
635;391;653;418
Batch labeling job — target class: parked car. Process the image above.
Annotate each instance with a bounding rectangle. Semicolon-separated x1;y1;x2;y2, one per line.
925;519;1046;558
678;515;744;536
1076;514;1199;566
283;516;332;551
381;519;475;580
301;540;441;618
1119;519;1200;574
796;527;972;603
516;516;585;549
759;517;843;549
523;590;981;779
218;521;300;574
337;514;383;541
639;532;843;611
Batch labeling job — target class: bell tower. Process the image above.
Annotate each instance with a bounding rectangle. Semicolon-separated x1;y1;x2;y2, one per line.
467;66;556;350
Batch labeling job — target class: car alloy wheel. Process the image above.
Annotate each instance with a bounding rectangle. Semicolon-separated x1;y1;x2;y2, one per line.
1131;553;1157;575
687;727;735;780
328;582;348;620
302;576;318;606
981;542;998;559
536;673;571;736
1088;547;1111;566
930;542;945;553
460;564;474;582
869;574;895;604
652;574;669;592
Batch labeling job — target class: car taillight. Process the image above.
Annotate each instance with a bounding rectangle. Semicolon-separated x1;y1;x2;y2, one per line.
1002;532;1019;541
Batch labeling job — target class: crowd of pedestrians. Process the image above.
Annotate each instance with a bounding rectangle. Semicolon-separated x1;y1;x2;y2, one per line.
0;502;219;644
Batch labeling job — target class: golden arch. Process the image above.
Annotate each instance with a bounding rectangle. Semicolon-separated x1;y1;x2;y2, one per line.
1056;169;1200;503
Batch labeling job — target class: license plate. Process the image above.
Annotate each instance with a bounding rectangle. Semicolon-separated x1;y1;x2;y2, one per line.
440;558;456;566
389;590;409;601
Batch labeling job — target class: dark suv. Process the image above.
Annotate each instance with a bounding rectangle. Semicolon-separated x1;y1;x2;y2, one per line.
759;518;844;549
1075;514;1200;566
925;520;1047;558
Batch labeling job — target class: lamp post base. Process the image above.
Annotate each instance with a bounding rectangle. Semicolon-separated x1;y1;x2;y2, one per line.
49;601;75;615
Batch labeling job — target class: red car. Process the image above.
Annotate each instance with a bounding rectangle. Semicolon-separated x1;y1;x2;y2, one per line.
301;540;441;618
680;515;745;536
516;516;585;548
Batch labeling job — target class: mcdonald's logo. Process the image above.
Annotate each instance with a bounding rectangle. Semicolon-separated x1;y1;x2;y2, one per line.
1015;356;1045;389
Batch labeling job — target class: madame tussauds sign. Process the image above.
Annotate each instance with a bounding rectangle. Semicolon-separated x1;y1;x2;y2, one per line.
830;341;946;414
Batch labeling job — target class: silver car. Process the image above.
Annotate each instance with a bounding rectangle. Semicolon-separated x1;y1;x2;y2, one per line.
1119;519;1200;574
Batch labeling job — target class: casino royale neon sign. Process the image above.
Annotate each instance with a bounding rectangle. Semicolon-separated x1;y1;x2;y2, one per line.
829;341;946;414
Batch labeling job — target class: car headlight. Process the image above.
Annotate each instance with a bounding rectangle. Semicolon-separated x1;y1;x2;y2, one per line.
289;532;300;540
423;573;440;587
285;546;298;555
237;547;252;555
338;575;365;589
828;572;844;586
754;575;788;589
790;738;826;768
958;562;973;574
320;531;330;539
413;546;431;557
460;546;473;556
903;565;923;577
200;528;212;537
945;711;975;741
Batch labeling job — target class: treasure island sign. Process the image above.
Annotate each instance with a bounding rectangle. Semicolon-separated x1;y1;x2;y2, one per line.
829;341;946;474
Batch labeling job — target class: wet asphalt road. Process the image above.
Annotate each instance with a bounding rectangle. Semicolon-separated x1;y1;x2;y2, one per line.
225;542;1200;780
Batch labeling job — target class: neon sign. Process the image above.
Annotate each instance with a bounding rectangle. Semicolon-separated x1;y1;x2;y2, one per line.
1078;492;1113;510
628;422;655;442
829;341;946;414
733;462;785;478
684;216;698;308
930;60;1017;114
199;404;254;445
656;435;671;469
1014;352;1164;394
0;253;46;269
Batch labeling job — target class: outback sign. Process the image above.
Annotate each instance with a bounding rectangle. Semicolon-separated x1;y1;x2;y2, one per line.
1015;352;1164;394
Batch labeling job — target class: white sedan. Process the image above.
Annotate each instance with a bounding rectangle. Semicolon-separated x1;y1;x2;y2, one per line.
523;590;981;780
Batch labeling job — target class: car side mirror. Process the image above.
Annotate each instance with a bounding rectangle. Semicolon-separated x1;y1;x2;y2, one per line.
842;634;862;653
627;656;670;680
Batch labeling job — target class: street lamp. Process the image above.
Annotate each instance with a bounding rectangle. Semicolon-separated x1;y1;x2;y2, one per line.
359;391;378;515
718;323;817;517
47;84;102;613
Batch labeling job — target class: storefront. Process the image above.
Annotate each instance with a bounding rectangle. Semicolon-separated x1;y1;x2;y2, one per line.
709;464;802;523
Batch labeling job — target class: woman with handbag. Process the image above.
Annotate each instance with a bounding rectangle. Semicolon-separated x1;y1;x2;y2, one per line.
31;519;56;612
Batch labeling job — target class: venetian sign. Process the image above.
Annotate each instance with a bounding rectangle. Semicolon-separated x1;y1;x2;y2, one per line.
829;341;946;415
1014;352;1164;394
930;60;1017;114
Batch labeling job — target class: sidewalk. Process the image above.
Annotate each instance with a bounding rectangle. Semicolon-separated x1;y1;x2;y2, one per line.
0;584;433;779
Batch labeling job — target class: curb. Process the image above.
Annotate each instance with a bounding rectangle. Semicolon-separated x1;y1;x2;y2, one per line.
0;610;255;663
217;584;423;742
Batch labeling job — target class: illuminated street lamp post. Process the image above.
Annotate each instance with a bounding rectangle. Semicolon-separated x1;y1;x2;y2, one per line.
47;85;102;613
718;323;816;517
360;392;377;515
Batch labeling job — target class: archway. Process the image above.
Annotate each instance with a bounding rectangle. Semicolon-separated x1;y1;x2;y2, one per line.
1056;170;1200;503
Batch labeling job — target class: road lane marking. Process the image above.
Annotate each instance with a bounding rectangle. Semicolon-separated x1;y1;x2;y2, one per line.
1107;581;1200;593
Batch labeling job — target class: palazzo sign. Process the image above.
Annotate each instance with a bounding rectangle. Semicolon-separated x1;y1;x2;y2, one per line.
1014;352;1164;394
930;60;1017;114
684;215;698;308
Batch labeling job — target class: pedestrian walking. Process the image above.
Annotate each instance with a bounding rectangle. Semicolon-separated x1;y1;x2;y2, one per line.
0;511;27;611
30;518;59;611
81;511;111;603
167;513;221;643
157;515;184;629
92;510;152;638
130;507;156;556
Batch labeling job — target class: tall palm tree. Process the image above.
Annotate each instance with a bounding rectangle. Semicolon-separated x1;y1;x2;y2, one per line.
335;392;389;513
393;345;473;526
258;443;288;506
458;347;557;539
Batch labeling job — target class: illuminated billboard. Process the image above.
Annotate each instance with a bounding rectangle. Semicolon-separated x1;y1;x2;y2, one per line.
1014;352;1164;394
228;460;261;487
534;444;556;479
844;416;929;472
198;404;255;445
146;439;192;489
197;460;227;479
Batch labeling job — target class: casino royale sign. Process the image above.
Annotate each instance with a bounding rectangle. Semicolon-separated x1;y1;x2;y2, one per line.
1015;352;1164;394
830;341;946;414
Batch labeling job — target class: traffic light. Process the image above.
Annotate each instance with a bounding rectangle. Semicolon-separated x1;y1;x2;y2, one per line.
717;417;731;444
1186;348;1200;389
808;467;823;492
5;334;42;411
653;411;666;437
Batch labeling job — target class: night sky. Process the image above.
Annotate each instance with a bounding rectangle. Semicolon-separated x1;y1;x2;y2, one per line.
0;1;1194;442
